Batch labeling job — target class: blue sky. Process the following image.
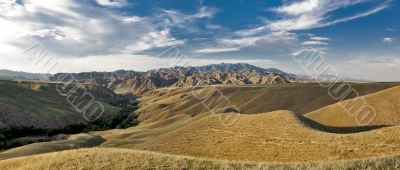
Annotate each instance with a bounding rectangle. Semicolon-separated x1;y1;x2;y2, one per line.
0;0;399;81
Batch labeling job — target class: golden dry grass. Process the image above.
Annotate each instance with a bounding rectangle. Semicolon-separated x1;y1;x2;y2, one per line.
306;85;400;127
134;111;400;162
0;134;103;160
136;83;398;124
2;84;400;169
1;147;400;170
93;114;199;148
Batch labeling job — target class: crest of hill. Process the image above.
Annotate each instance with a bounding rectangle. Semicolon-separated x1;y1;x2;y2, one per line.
306;85;400;127
135;83;399;124
134;110;400;162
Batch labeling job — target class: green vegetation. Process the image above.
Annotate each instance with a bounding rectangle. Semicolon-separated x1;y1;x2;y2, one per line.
0;80;77;116
0;127;48;150
0;102;139;150
83;105;139;132
0;80;140;150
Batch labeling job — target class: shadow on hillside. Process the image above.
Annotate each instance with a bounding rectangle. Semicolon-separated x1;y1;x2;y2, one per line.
322;125;391;134
294;113;391;134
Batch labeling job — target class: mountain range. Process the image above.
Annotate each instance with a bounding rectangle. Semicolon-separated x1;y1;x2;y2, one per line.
50;63;296;95
3;63;367;95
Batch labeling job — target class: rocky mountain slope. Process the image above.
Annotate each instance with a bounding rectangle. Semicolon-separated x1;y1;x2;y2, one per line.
50;63;296;95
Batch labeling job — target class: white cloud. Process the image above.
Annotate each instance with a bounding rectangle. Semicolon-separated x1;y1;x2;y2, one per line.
195;48;240;53
219;31;298;48
383;37;394;43
193;7;217;18
310;36;330;41
346;57;400;67
0;0;191;57
120;16;141;23
182;59;279;70
0;0;233;78
269;0;391;31
0;0;17;15
197;29;299;54
0;50;279;73
233;26;268;37
158;6;217;30
342;56;400;81
292;46;328;57
274;0;320;15
205;24;222;29
23;29;66;40
95;0;127;8
302;41;328;46
123;29;184;53
319;2;390;28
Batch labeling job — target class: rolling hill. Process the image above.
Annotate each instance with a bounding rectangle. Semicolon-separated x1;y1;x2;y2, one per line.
134;111;400;162
0;134;103;160
135;83;400;123
2;108;400;169
94;84;400;162
306;85;400;127
0;80;122;129
2;83;400;169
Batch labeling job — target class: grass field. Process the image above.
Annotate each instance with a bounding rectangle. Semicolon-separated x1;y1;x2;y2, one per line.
1;148;400;170
2;83;400;169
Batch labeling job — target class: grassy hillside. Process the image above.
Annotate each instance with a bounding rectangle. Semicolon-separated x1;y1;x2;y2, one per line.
136;83;399;123
2;148;400;170
133;111;400;162
0;80;121;129
95;112;210;148
0;134;103;160
306;85;400;127
2;83;400;168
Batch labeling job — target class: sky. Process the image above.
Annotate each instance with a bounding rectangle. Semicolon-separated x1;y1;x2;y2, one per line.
0;0;399;81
